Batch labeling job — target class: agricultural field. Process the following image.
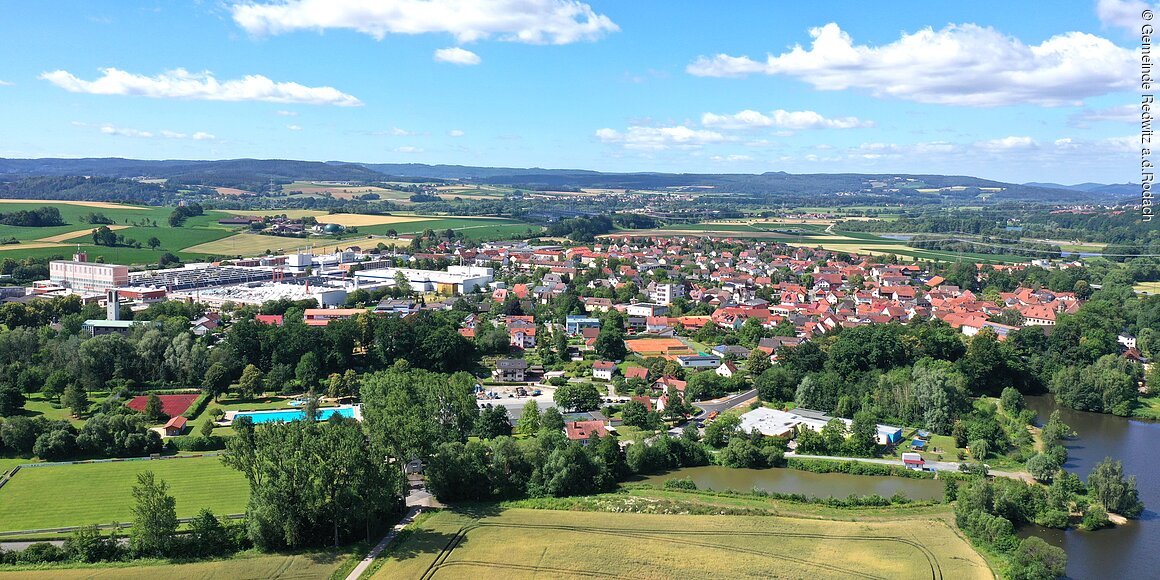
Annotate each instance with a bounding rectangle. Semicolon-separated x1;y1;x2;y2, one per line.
0;456;249;533
283;180;407;201
628;218;1027;264
373;503;991;580
1133;281;1160;295
182;233;317;257
0;551;349;579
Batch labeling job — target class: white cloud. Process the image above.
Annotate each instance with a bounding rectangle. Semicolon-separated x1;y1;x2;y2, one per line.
1070;104;1136;126
434;47;481;65
448;129;465;137
100;125;153;138
687;23;1134;107
286;124;302;131
701;109;873;130
231;0;618;45
389;127;415;136
709;154;753;162
0;80;12;87
40;67;362;106
191;132;216;141
394;146;423;153
275;109;298;116
1097;0;1157;33
595;125;728;151
976;136;1038;151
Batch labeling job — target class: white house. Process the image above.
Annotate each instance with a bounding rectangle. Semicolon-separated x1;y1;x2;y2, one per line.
716;361;738;378
592;360;616;381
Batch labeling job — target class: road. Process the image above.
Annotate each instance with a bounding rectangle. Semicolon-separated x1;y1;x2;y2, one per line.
693;389;758;419
787;453;1033;482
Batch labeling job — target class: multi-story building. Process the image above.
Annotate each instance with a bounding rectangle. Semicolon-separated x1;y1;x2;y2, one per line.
49;254;129;291
648;282;685;306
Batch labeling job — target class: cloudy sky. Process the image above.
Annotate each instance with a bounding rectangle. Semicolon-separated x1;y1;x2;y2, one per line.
0;0;1147;183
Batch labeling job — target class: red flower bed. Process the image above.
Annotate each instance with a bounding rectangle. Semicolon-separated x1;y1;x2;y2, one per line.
126;394;201;417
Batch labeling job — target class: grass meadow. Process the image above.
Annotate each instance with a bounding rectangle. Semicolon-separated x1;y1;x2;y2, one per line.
0;456;248;533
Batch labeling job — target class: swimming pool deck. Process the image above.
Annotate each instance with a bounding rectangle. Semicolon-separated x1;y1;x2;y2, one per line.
222;403;363;424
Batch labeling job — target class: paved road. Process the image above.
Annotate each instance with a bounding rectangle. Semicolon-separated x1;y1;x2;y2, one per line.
693;389;758;419
787;453;1032;482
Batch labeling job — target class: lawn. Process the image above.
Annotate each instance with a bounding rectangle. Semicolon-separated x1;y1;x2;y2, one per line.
21;392;109;426
0;456;249;533
0;551;349;579
373;502;991;580
1133;394;1160;420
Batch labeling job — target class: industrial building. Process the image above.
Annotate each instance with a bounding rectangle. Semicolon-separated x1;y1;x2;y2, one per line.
353;265;493;295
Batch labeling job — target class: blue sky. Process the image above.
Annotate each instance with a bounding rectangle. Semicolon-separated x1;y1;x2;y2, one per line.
0;0;1146;183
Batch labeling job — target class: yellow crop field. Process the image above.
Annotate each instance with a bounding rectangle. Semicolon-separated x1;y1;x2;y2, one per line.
318;213;437;227
374;507;992;580
183;233;314;256
36;224;130;243
0;200;148;210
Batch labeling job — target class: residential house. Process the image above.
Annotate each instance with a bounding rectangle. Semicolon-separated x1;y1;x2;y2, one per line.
493;359;528;382
592;360;616;381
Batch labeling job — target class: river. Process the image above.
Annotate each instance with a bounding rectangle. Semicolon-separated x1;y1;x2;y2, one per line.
1024;395;1160;579
638;465;943;501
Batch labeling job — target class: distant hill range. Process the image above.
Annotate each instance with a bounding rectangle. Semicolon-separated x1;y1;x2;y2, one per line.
1023;182;1139;196
0;157;1134;204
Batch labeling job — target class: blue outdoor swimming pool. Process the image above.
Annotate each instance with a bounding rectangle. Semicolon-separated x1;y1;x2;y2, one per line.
233;406;356;424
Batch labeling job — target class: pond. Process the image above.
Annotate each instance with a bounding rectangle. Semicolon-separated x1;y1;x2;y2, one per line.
1023;395;1160;579
639;465;943;501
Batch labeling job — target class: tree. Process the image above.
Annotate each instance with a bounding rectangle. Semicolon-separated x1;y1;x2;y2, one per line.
295;352;321;388
620;399;651;429
746;349;771;376
393;271;413;296
0;384;25;417
476;406;512;439
553;383;602;412
202;363;232;401
541;406;565;433
143;394;166;423
999;386;1025;414
970;439;990;460
1026;453;1060;483
703;413;741;448
594;310;628;361
146;236;161;250
187;508;231;558
661;386;693;421
845;410;879;457
238;364;264;399
1009;536;1067;580
61;384;89;417
129;471;177;557
1087;458;1144;517
516;400;541;434
63;524;123;563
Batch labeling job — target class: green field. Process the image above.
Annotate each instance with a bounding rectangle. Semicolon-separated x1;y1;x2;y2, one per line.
373;502;991;580
0;551;349;579
0;456;249;533
1135;281;1160;295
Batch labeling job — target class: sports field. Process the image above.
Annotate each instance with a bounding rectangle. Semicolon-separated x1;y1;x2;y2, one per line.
373;506;991;580
0;552;348;579
0;456;248;533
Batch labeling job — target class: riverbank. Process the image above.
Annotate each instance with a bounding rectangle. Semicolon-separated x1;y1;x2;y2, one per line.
1025;395;1160;579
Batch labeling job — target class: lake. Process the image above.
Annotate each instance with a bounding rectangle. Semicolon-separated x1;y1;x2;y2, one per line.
1024;395;1160;579
639;465;944;501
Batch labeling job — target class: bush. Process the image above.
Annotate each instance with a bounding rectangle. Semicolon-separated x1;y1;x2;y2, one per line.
15;542;67;564
1081;503;1111;531
786;458;935;479
183;392;212;419
169;435;231;452
663;477;698;491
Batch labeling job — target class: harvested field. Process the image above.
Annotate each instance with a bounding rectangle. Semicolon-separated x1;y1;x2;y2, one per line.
36;224;130;243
